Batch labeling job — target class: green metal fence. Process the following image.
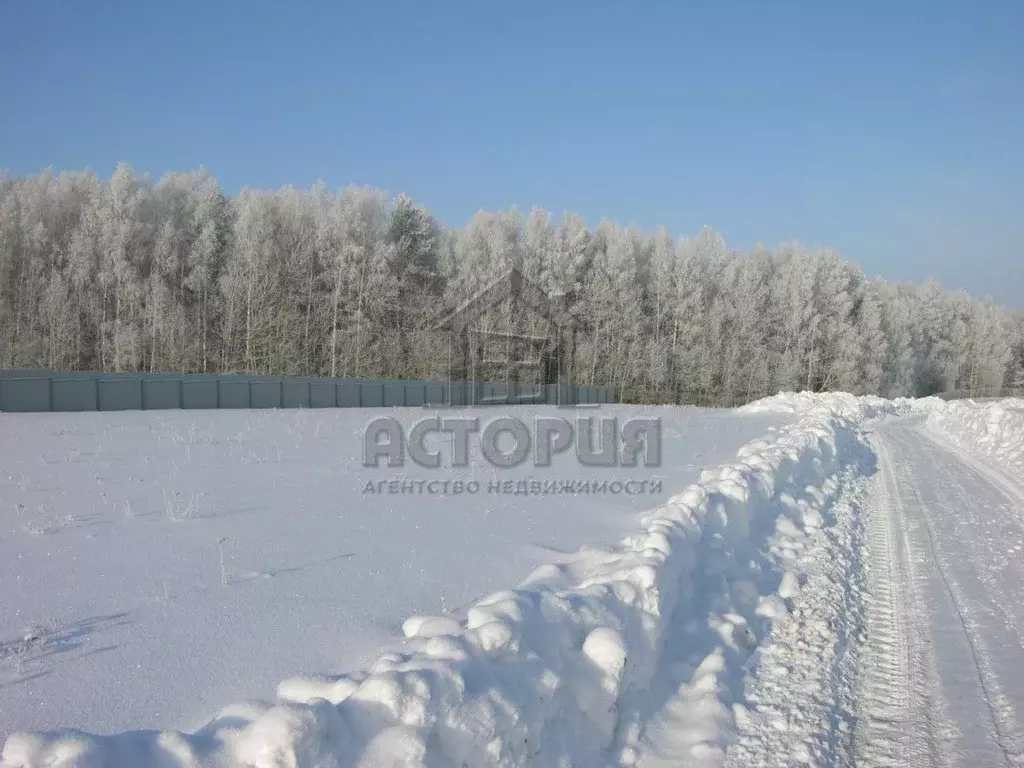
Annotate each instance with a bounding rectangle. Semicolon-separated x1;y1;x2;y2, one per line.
0;370;616;412
934;387;1024;401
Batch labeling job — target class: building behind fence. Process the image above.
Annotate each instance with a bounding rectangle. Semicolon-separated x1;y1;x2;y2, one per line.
0;369;615;413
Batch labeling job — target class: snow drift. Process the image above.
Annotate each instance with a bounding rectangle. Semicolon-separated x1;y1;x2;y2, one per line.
738;390;922;421
925;397;1024;480
2;394;887;768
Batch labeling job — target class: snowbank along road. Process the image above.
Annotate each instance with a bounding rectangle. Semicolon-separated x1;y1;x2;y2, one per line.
3;394;1024;767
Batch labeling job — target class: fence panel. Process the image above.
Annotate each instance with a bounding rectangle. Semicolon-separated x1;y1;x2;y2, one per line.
448;381;467;407
181;380;217;409
142;379;181;410
482;382;510;404
218;380;250;409
251;380;283;409
405;382;426;407
52;378;98;411
98;379;143;411
336;381;360;407
360;382;384;407
517;383;545;404
0;377;50;412
309;381;336;408
425;382;445;407
282;380;311;409
383;382;406;407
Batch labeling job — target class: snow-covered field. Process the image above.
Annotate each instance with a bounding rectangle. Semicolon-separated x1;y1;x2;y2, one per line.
4;394;1024;768
0;405;787;742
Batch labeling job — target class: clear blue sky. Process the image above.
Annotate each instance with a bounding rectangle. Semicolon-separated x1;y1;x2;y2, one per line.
2;0;1022;306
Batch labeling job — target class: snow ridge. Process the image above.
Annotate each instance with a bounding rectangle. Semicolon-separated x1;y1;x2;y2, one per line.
737;390;923;421
3;395;886;768
925;398;1024;481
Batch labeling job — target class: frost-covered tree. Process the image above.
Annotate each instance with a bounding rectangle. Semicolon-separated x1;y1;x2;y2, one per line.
184;169;228;373
643;227;677;402
583;222;644;392
876;282;916;397
98;163;151;372
321;186;385;378
0;164;1017;405
379;193;443;378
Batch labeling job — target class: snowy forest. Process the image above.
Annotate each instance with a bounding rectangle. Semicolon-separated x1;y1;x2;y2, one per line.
1;164;1022;406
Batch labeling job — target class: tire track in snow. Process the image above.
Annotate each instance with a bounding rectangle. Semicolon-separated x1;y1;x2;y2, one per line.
894;446;1014;768
898;425;1024;765
861;420;1024;768
854;431;937;768
914;426;1024;657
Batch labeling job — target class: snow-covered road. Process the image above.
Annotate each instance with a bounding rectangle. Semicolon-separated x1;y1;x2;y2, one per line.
857;415;1024;768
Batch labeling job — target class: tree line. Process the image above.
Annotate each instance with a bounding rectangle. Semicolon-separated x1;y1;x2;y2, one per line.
1;164;1021;406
